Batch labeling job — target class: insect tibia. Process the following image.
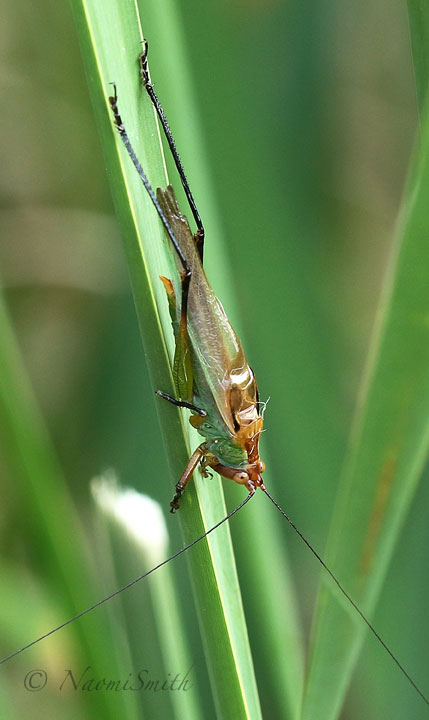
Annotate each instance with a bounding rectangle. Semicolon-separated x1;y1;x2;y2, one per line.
169;444;208;511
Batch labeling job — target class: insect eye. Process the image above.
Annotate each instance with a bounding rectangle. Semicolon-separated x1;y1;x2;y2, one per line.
234;471;249;481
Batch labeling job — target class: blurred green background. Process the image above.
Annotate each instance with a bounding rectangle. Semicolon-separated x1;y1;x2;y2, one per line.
1;0;428;718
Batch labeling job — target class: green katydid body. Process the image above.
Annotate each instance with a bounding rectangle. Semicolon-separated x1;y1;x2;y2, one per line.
108;42;264;511
157;186;265;510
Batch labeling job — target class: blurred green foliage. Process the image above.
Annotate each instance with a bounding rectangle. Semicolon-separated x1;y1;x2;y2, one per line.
1;0;428;719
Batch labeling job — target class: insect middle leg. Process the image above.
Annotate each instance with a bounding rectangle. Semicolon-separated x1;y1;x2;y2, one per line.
138;40;205;261
155;390;206;416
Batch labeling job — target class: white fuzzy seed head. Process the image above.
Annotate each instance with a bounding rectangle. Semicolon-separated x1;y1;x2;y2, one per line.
91;471;168;558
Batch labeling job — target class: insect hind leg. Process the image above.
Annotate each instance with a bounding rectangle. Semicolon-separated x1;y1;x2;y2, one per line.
138;40;205;262
109;83;193;336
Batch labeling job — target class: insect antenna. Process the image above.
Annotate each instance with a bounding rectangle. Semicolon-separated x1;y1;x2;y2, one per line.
261;486;428;706
0;491;255;666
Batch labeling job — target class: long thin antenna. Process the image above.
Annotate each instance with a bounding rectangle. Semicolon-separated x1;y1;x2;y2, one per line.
0;492;254;666
261;486;428;706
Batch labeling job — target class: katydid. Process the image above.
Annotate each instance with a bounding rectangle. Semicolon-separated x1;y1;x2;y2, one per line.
1;40;426;713
110;42;266;513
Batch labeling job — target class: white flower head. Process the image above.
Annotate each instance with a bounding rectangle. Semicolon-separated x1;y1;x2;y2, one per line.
91;471;168;558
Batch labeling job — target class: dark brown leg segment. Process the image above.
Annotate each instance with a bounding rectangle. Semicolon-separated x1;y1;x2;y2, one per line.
156;390;206;416
139;40;205;261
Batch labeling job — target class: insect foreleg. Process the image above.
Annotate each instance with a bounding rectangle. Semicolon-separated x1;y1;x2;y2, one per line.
199;455;213;479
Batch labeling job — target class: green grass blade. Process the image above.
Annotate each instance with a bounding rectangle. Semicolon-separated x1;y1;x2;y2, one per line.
300;89;429;720
91;476;203;720
71;1;262;716
138;2;306;716
407;1;429;113
0;293;137;719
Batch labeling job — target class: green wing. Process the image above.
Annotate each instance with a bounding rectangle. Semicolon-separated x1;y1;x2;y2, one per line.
157;185;251;436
